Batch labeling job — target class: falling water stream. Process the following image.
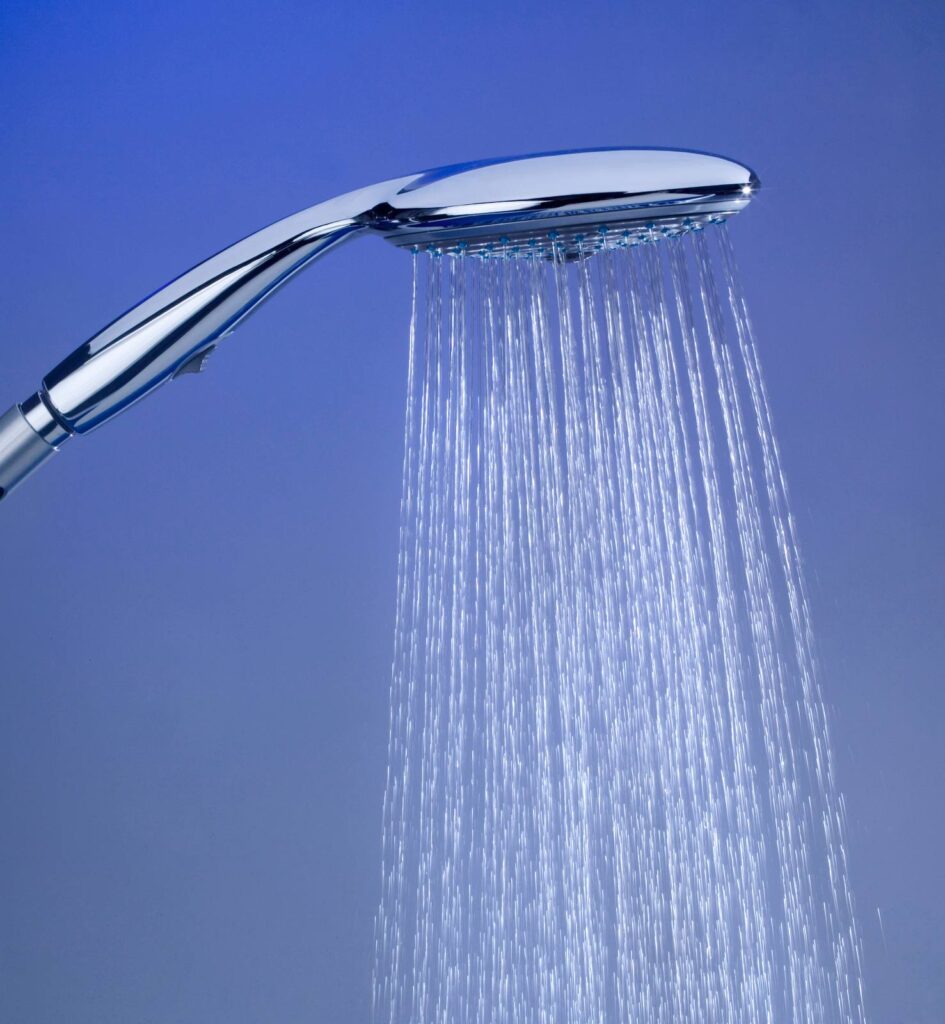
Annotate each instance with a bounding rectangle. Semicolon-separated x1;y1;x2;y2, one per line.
372;226;866;1024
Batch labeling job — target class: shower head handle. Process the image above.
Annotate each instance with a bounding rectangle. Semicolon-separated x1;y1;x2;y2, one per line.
0;176;413;501
37;177;416;437
0;147;757;502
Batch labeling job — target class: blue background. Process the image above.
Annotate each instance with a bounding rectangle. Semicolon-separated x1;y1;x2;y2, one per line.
1;2;942;1020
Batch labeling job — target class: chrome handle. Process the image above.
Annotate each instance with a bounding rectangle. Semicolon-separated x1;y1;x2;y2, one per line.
44;216;365;435
0;175;413;502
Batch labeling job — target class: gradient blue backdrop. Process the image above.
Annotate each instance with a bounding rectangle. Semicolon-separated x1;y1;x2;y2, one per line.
1;2;942;1021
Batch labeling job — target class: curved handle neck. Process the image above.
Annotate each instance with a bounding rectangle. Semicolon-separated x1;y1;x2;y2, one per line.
42;176;413;433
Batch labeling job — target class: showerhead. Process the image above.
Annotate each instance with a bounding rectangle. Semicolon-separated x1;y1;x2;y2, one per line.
375;148;757;258
0;147;758;502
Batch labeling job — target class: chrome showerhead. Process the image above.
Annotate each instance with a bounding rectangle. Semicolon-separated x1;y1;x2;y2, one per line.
374;148;757;258
0;147;758;502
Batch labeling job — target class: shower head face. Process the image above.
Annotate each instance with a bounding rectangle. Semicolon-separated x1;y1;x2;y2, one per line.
372;148;759;259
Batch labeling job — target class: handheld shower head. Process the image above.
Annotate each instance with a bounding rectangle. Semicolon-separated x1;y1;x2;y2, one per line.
0;147;758;502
